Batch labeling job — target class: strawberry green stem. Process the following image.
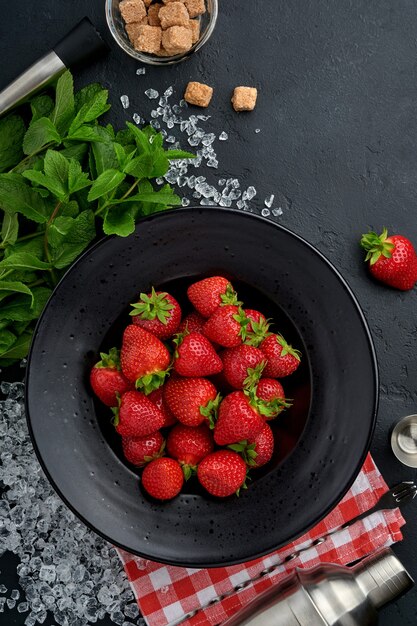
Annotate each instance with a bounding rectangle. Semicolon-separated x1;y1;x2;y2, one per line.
360;228;395;265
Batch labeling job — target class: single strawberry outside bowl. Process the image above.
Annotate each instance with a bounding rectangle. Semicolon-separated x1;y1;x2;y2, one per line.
25;208;378;568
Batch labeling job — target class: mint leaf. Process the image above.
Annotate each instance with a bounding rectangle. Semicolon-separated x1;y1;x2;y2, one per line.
119;187;180;206
24;150;71;200
149;150;169;178
0;252;50;272
0;173;48;223
49;210;95;269
30;94;54;123
103;204;135;237
0;281;34;305
69;88;110;134
50;71;74;135
166;149;196;160
0;332;32;360
66;125;106;143
59;143;88;162
91;128;119;174
0;329;17;355
87;169;125;201
74;83;106;112
23;118;61;156
0;114;25;172
1;213;19;247
123;153;153;179
0;287;51;321
60;200;79;217
68;159;91;195
126;123;150;154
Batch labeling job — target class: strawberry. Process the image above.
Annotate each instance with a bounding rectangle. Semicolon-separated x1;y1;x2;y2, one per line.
214;391;264;445
130;288;181;339
360;228;417;291
173;331;223;377
120;325;171;393
141;457;184;500
163;376;220;427
244;309;271;347
148;387;177;427
203;305;249;348
255;378;288;419
197;450;247;497
113;390;165;437
90;348;131;407
178;310;206;334
221;345;266;389
230;423;274;468
260;334;301;378
122;432;165;467
167;423;214;479
187;276;240;318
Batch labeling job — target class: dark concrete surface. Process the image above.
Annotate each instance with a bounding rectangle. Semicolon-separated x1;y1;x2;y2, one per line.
1;0;417;624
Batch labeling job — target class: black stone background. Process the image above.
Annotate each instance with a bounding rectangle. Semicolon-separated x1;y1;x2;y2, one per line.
1;0;417;624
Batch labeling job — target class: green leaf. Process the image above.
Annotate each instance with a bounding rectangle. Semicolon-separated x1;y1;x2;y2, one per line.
0;287;51;322
126;123;151;154
166;149;196;160
66;125;106;143
87;169;125;201
0;252;50;272
123;153;153;179
59;143;89;163
69;88;110;134
22;117;61;156
60;200;79;217
49;210;96;269
47;216;75;247
91;128;119;174
75;83;103;112
23;150;71;200
50;71;74;135
115;128;134;146
0;173;48;223
0;281;34;306
1;213;19;247
0;332;32;360
103;204;135;237
0;329;17;355
68;159;91;195
0;114;25;172
120;188;180;206
149;150;169;178
12;319;32;336
30;94;54;123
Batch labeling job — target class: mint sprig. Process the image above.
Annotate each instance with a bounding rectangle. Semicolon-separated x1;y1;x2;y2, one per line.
0;71;194;366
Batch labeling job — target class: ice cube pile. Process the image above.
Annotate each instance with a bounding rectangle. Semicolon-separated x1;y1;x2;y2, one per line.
0;381;144;626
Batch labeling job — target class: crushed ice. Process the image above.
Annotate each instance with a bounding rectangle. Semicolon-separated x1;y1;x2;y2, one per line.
120;95;130;110
0;381;145;626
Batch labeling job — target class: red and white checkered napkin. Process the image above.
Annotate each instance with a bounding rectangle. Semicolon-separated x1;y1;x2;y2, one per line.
117;454;405;626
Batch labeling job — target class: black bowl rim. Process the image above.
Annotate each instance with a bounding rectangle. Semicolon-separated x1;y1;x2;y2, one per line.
25;207;379;566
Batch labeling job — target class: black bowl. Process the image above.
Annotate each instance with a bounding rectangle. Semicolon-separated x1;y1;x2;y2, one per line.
25;208;378;567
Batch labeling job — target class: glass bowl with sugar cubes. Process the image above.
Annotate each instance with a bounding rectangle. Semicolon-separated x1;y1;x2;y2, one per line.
106;0;218;65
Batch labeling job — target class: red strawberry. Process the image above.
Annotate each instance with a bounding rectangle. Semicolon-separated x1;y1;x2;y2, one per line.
120;325;171;393
187;276;240;318
113;390;165;437
167;423;214;479
260;334;301;378
122;432;165;467
360;228;417;291
214;391;264;445
90;348;131;407
163;376;220;427
229;422;274;468
130;288;181;339
148;387;177;427
244;309;271;347
203;305;249;348
255;378;288;419
221;345;266;389
197;450;247;497
178;310;206;334
142;457;184;500
173;331;223;377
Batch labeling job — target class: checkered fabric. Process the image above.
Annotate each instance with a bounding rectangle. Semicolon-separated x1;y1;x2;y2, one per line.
117;454;405;626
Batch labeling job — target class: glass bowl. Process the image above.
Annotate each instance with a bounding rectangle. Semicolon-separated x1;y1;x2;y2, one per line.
105;0;218;65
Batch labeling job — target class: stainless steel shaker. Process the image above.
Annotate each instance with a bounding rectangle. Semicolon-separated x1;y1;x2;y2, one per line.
222;548;413;626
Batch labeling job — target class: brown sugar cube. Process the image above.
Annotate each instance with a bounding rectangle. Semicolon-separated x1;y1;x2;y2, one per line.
125;21;147;44
162;0;184;3
184;81;213;107
134;25;162;54
148;2;162;26
119;0;147;24
231;86;258;112
143;0;152;5
159;2;190;29
162;26;193;54
188;19;200;43
184;0;205;18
